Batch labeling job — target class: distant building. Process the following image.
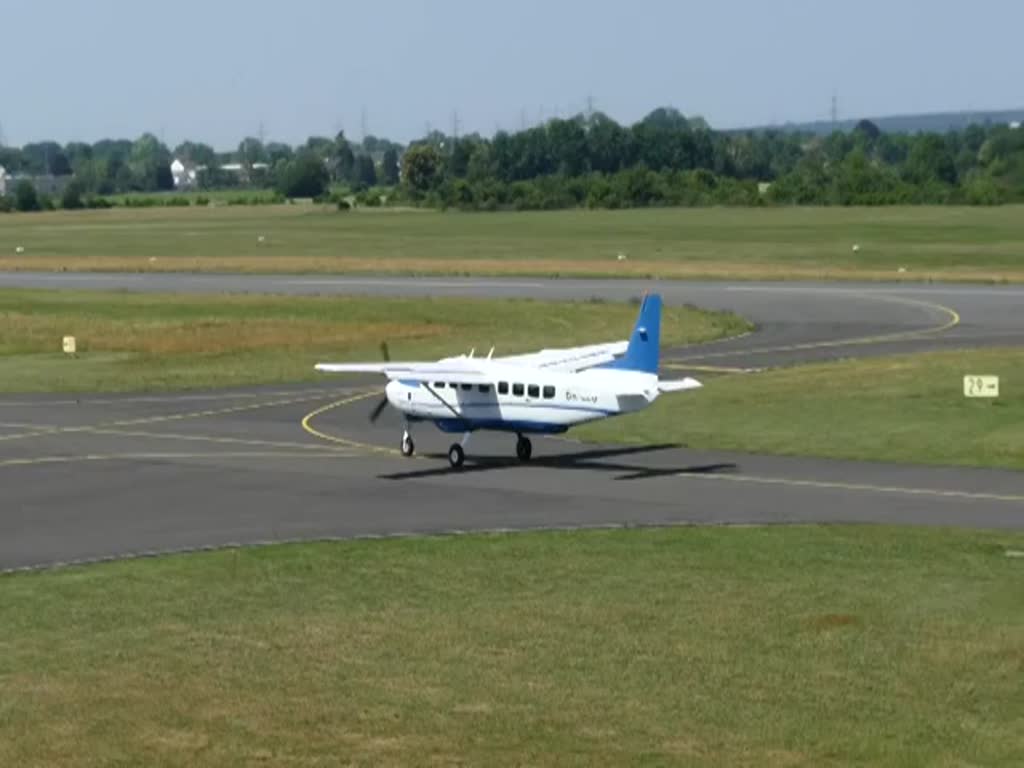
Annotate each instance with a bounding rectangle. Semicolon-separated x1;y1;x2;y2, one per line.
1011;121;1022;130
220;162;270;176
0;166;8;196
171;158;202;189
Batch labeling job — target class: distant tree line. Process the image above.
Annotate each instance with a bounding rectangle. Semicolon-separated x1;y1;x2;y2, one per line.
1;107;1022;212
394;109;1024;209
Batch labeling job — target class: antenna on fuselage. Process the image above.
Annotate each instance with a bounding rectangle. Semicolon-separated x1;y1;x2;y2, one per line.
487;347;494;359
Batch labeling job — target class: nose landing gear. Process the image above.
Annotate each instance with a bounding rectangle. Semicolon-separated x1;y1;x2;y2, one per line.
400;429;415;457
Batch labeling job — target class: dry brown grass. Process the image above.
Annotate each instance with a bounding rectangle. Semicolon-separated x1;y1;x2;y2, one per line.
808;614;862;631
2;254;1021;283
3;204;1022;284
0;312;446;356
0;289;750;392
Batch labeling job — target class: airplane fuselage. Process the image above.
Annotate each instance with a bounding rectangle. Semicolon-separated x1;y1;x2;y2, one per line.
385;363;659;434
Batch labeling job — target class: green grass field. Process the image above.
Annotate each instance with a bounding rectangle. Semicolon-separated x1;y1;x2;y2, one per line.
2;205;1023;282
1;527;1021;766
0;289;746;393
580;347;1024;471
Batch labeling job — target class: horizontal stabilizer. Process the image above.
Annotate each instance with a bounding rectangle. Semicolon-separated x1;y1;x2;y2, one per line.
657;377;702;393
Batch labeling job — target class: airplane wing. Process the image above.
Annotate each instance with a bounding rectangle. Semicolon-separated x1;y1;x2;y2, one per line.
314;359;492;384
492;341;629;372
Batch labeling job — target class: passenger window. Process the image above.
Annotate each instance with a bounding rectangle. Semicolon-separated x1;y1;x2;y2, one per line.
434;382;445;388
498;382;509;395
527;384;539;398
461;383;472;391
478;384;490;393
512;383;524;396
543;385;555;399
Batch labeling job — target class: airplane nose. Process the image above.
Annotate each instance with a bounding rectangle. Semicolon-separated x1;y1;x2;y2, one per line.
385;380;401;404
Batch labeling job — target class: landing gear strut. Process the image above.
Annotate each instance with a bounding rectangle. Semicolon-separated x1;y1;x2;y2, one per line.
516;435;533;462
400;429;415;457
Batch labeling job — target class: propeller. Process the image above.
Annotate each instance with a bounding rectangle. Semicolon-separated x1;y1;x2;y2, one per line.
368;396;389;423
368;341;392;423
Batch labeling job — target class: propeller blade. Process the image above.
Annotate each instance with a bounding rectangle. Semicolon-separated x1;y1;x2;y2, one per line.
368;395;389;423
379;341;390;362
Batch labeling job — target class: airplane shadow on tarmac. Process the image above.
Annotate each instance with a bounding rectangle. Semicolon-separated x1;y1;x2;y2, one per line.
377;443;738;482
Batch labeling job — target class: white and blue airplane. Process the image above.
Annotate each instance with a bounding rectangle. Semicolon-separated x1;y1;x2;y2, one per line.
315;294;701;468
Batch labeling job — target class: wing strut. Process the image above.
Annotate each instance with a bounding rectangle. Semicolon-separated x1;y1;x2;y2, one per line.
422;383;473;431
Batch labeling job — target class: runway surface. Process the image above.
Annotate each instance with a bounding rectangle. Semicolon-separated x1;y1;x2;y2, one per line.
1;273;1022;570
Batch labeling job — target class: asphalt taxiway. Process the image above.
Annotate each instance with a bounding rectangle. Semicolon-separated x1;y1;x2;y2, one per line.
0;274;1021;570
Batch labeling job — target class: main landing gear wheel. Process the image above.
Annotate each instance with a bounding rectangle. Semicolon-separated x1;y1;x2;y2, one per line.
400;433;415;457
516;436;533;462
447;443;465;469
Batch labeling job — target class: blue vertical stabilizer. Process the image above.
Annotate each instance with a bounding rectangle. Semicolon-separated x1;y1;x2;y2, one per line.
601;294;661;374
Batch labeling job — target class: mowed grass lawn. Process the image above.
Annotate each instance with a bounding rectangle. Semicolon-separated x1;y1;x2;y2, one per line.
580;347;1024;471
1;205;1023;282
0;289;747;393
1;527;1022;766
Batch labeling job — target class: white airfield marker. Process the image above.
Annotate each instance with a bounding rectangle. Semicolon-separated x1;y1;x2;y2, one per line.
963;375;999;398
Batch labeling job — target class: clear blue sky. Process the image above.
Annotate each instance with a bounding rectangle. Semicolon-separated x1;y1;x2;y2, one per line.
3;0;1021;149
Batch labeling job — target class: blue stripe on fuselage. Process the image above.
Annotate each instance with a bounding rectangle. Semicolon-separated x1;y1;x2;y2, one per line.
432;418;571;434
423;401;613;416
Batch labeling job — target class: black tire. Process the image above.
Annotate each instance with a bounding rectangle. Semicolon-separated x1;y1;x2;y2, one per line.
448;443;465;468
516;436;532;462
401;436;415;457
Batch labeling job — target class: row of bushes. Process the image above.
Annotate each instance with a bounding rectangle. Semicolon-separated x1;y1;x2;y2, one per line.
4;170;1016;214
765;167;1018;206
0;188;115;213
0;185;289;213
393;166;1018;211
120;192;286;207
391;168;763;211
311;188;389;210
